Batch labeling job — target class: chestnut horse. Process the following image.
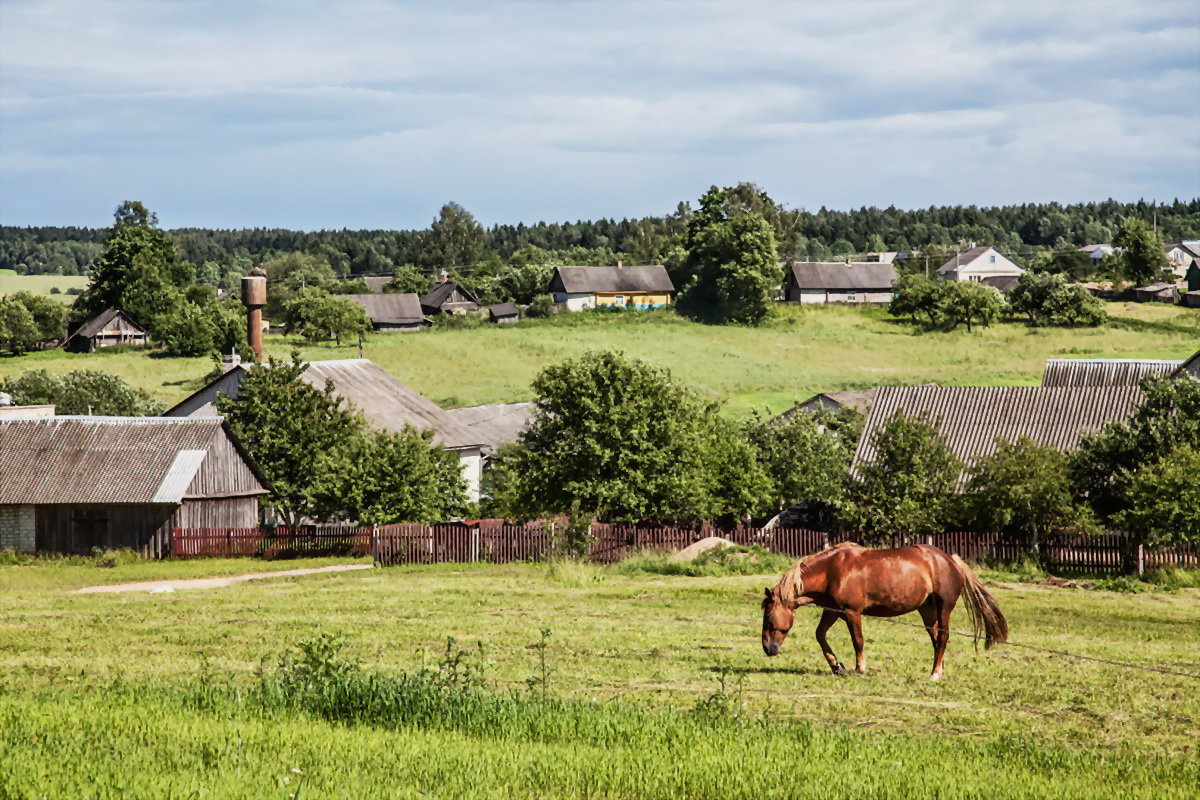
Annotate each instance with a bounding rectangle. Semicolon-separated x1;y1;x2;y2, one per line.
761;542;1008;680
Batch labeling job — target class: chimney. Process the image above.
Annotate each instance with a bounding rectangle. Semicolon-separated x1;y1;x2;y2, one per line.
438;269;450;283
241;267;267;361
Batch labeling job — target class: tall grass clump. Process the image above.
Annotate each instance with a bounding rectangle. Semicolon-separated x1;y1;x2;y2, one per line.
617;544;794;577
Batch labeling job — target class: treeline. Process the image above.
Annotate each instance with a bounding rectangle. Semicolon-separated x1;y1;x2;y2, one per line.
5;197;1199;277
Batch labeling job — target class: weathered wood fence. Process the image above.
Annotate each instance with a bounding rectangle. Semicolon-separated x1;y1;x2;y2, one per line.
168;524;1200;574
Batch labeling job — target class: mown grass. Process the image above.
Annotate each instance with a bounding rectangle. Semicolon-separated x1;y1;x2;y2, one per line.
1;302;1196;416
0;558;1196;797
0;272;88;302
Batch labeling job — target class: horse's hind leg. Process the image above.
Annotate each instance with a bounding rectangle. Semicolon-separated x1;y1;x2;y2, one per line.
815;610;847;676
919;597;951;681
843;611;866;674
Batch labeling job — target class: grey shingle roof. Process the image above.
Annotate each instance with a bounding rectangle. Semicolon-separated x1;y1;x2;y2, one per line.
936;245;994;275
489;302;520;319
445;402;533;453
361;276;392;293
852;385;1143;486
340;293;427;325
66;309;145;341
550;265;674;294
788;262;896;291
420;281;479;310
1042;358;1183;387
0;416;264;504
780;389;880;419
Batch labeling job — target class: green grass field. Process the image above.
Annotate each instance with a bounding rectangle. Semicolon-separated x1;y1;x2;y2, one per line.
1;302;1197;416
0;272;89;303
0;558;1196;798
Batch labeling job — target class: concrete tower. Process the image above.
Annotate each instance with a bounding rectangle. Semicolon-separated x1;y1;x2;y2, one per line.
241;267;267;361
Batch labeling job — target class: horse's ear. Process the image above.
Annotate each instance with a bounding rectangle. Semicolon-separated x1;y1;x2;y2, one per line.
764;587;773;599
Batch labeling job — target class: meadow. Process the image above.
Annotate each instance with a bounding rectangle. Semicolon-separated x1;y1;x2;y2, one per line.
0;557;1196;798
0;270;89;302
1;301;1197;416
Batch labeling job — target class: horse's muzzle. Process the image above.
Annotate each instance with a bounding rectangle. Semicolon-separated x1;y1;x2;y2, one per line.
763;642;780;657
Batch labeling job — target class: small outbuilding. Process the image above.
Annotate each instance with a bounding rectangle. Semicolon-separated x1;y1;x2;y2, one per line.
1132;282;1179;303
1181;290;1200;309
340;293;431;332
62;309;147;352
488;302;520;324
0;416;269;555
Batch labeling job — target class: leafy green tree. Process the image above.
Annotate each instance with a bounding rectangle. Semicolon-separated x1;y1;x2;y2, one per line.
1112;217;1168;285
384;263;430;294
282;289;372;345
965;437;1099;559
939;280;1005;332
216;357;368;524
1073;377;1200;525
889;273;945;326
495;351;766;523
316;428;467;524
7;291;66;342
156;301;219;357
677;186;782;325
843;411;961;544
76;201;192;337
416;202;492;272
1009;272;1106;327
495;261;554;305
742;410;853;513
1115;445;1200;548
0;368;161;415
0;296;40;355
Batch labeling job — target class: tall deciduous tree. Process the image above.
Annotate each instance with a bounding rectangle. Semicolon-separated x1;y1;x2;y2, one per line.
939;280;1005;332
416;202;491;272
1009;272;1106;327
843;411;960;544
1112;217;1168;285
742;410;853;513
0;368;161;415
494;351;766;523
677;185;782;325
1115;445;1200;548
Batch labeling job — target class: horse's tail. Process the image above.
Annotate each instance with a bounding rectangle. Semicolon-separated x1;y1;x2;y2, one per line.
951;554;1009;649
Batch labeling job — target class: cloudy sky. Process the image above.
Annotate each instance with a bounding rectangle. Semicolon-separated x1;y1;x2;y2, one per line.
1;0;1198;230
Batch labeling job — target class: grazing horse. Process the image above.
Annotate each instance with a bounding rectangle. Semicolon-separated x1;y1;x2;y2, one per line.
761;542;1008;680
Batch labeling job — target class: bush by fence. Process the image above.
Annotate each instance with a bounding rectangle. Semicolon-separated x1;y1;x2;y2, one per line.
167;524;1200;575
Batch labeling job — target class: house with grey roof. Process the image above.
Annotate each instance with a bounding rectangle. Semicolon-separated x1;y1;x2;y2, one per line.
936;246;1024;283
549;265;674;311
785;262;896;304
1164;242;1200;278
445;402;534;455
851;385;1144;487
0;416;268;554
340;293;430;332
420;280;480;315
165;359;486;503
779;388;881;419
62;309;147;352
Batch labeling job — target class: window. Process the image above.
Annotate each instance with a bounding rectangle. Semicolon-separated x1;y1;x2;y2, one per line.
989;254;996;264
970;275;982;282
847;290;857;302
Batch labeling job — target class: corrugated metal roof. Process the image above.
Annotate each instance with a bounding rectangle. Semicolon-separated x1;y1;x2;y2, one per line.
340;293;427;325
1042;358;1183;387
0;417;225;504
551;265;674;294
1173;351;1200;377
788;262;896;291
852;385;1143;487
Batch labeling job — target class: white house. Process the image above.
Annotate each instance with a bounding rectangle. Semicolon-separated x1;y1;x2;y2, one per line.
936;246;1024;282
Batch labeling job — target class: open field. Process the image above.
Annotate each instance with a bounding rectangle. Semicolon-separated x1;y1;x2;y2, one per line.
1;302;1197;416
0;558;1196;798
0;272;88;302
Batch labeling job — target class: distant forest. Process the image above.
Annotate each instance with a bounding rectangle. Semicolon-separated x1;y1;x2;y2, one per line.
3;197;1198;280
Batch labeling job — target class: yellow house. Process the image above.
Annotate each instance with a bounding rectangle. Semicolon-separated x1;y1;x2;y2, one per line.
549;265;675;311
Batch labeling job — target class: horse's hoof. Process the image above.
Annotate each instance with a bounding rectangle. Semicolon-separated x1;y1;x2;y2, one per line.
832;664;849;677
929;672;944;682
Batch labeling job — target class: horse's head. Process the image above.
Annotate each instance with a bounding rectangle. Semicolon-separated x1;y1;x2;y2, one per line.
761;587;794;656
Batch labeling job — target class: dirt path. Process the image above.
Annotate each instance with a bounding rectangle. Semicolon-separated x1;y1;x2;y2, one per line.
73;564;374;594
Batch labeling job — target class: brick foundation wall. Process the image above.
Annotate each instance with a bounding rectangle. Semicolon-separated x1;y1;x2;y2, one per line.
0;506;35;552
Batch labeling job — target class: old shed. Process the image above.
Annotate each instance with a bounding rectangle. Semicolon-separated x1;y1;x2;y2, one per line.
62;309;147;352
0;416;268;554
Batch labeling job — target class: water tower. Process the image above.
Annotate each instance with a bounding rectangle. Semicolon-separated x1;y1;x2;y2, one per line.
241;267;267;361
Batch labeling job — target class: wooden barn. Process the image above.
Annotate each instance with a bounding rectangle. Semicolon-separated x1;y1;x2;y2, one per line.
421;279;480;315
488;302;520;324
0;416;269;555
62;308;147;352
340;293;431;332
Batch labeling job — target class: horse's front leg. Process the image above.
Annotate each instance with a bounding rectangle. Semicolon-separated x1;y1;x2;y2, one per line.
814;609;848;675
843;611;866;674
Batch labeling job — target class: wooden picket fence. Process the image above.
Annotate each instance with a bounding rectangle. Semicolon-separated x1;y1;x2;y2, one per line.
169;524;1200;574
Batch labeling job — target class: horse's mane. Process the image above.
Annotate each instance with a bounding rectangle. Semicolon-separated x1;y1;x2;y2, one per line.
769;542;859;607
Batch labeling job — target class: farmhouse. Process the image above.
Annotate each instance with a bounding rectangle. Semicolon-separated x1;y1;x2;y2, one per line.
445;402;534;456
0;416;268;555
936;246;1024;283
62;308;147;352
1163;241;1200;278
340;293;430;332
785;262;896;304
165;359;487;503
549;265;674;311
1041;358;1183;387
421;279;480;315
852;385;1144;487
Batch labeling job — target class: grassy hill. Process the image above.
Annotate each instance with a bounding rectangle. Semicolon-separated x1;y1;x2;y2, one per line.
0;302;1196;416
0;272;89;303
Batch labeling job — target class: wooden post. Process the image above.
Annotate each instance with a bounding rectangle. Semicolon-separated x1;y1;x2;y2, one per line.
1136;544;1144;576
